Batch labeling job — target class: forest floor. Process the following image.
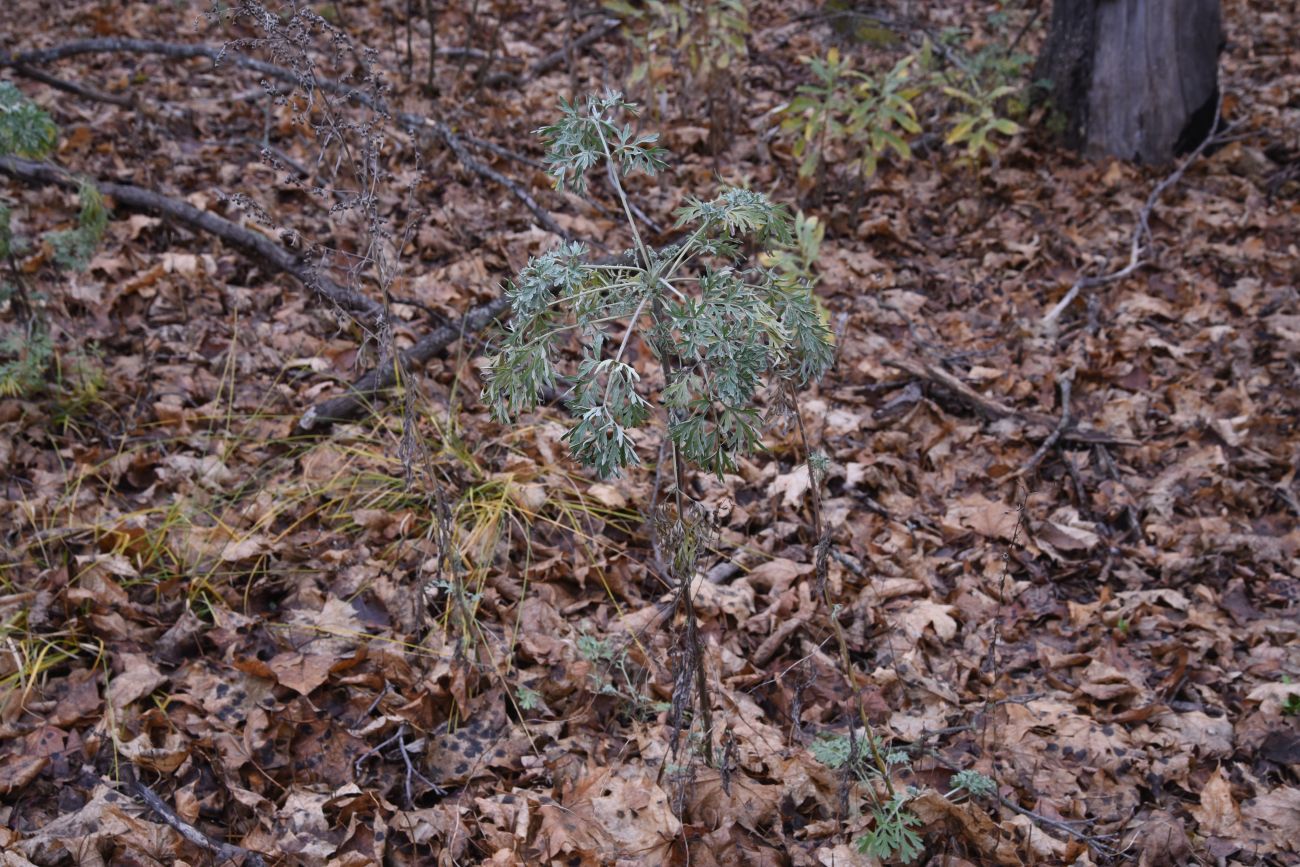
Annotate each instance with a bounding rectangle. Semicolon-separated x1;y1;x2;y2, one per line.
1;0;1297;864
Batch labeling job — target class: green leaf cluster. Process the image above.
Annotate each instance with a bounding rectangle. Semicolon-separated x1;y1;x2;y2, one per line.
779;36;1028;185
46;180;109;271
0;82;58;160
857;789;925;863
484;93;833;481
780;48;923;181
0;84;111;400
941;82;1022;163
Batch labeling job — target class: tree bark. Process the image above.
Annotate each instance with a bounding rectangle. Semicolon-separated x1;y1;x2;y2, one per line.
1036;0;1222;165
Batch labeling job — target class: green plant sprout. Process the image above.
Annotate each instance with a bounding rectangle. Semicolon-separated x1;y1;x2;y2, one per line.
0;83;110;397
483;90;834;481
484;91;832;771
809;733;925;862
858;788;925;863
941;81;1023;164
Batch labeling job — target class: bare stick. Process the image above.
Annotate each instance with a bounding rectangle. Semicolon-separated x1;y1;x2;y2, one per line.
0;155;510;431
883;357;1136;447
999;796;1120;858
6;63;134;107
296;295;510;433
1043;92;1226;325
123;765;266;867
485;17;622;86
788;383;894;791
1012;366;1075;479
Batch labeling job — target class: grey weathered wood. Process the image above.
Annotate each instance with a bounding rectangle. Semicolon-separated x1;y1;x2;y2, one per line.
1036;0;1222;165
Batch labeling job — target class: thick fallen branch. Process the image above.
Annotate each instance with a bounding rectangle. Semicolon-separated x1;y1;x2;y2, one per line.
0;156;385;325
295;294;510;434
0;155;510;432
3;37;569;239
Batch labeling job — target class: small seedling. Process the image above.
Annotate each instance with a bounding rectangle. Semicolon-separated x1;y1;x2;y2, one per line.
1282;677;1300;717
780;48;923;186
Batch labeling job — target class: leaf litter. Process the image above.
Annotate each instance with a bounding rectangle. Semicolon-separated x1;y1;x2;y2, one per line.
0;0;1297;864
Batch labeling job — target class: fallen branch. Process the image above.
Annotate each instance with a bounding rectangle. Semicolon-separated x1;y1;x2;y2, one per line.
1043;92;1227;326
999;796;1120;859
0;155;510;432
4;62;134;107
485;17;623;86
295;295;510;434
883;357;1136;447
0;155;385;325
123;765;266;867
3;37;569;239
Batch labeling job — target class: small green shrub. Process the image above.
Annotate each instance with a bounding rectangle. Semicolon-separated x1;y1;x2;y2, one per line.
46;180;109;271
780;48;923;184
778;33;1028;194
0;82;59;159
858;789;925;863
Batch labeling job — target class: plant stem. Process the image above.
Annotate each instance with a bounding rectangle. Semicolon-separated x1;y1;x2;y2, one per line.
787;382;893;794
597;127;651;270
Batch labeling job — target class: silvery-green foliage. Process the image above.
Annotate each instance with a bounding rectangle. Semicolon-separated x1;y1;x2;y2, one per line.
484;92;833;480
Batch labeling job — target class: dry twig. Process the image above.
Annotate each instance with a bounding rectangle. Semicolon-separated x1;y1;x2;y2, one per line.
1043;92;1227;325
2;38;569;239
124;765;266;867
1011;365;1076;479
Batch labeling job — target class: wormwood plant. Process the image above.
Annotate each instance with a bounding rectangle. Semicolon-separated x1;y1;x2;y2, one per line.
812;731;998;863
484;91;832;481
484;90;833;762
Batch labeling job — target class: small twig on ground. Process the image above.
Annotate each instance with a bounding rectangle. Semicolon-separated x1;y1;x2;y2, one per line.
4;62;135;106
430;120;571;239
883;357;1136;447
1043;91;1227;326
4;38;569;239
485;17;622;86
1011;366;1076;479
355;722;444;808
999;796;1120;858
296;295;510;433
123;765;265;866
0;155;511;431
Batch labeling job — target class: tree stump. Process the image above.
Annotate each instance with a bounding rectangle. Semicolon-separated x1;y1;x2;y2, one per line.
1036;0;1223;165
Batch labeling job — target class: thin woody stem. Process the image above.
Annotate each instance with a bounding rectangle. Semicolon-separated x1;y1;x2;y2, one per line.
788;382;893;793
